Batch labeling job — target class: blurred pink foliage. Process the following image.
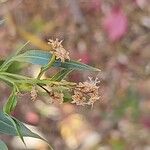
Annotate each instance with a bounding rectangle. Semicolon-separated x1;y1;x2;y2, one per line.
103;6;128;42
141;116;150;129
134;0;147;8
25;111;39;125
90;0;101;12
78;52;91;64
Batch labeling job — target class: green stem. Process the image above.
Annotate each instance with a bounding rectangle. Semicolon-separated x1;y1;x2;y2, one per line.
0;71;76;87
12;78;75;86
0;59;13;71
0;74;19;92
37;55;55;79
0;74;15;85
0;72;30;80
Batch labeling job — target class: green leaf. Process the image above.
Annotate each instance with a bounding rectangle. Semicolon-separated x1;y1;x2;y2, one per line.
0;61;24;73
0;112;54;149
13;50;54;66
7;62;26;73
14;50;100;71
0;111;45;140
0;140;8;150
3;87;17;114
6;116;26;146
0;60;4;66
50;69;73;81
0;42;29;72
60;60;100;71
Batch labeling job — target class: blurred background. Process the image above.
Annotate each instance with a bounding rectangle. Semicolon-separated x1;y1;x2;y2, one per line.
0;0;150;150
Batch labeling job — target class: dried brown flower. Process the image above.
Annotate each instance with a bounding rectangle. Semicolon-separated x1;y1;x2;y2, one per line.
48;38;70;62
30;87;38;101
72;77;100;106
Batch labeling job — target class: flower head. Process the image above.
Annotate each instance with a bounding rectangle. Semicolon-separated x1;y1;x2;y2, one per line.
72;77;100;106
48;38;70;62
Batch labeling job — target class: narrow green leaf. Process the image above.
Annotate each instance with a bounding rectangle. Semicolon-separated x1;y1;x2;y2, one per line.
50;69;73;81
3;87;17;114
13;50;54;66
0;140;8;150
60;60;101;71
7;62;26;73
6;116;26;146
0;113;54;149
0;61;25;73
0;42;29;71
0;111;45;140
14;50;101;71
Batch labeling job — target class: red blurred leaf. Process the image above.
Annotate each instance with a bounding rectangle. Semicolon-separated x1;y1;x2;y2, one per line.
103;6;128;42
78;52;91;64
91;0;101;12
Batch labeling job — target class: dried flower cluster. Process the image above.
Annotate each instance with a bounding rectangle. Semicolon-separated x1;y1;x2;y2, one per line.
48;38;70;62
72;77;100;106
30;87;38;101
49;91;64;104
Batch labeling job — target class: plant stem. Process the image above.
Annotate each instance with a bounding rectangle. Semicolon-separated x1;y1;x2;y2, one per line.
12;78;76;86
0;74;15;85
0;72;30;79
37;55;55;79
37;84;51;95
